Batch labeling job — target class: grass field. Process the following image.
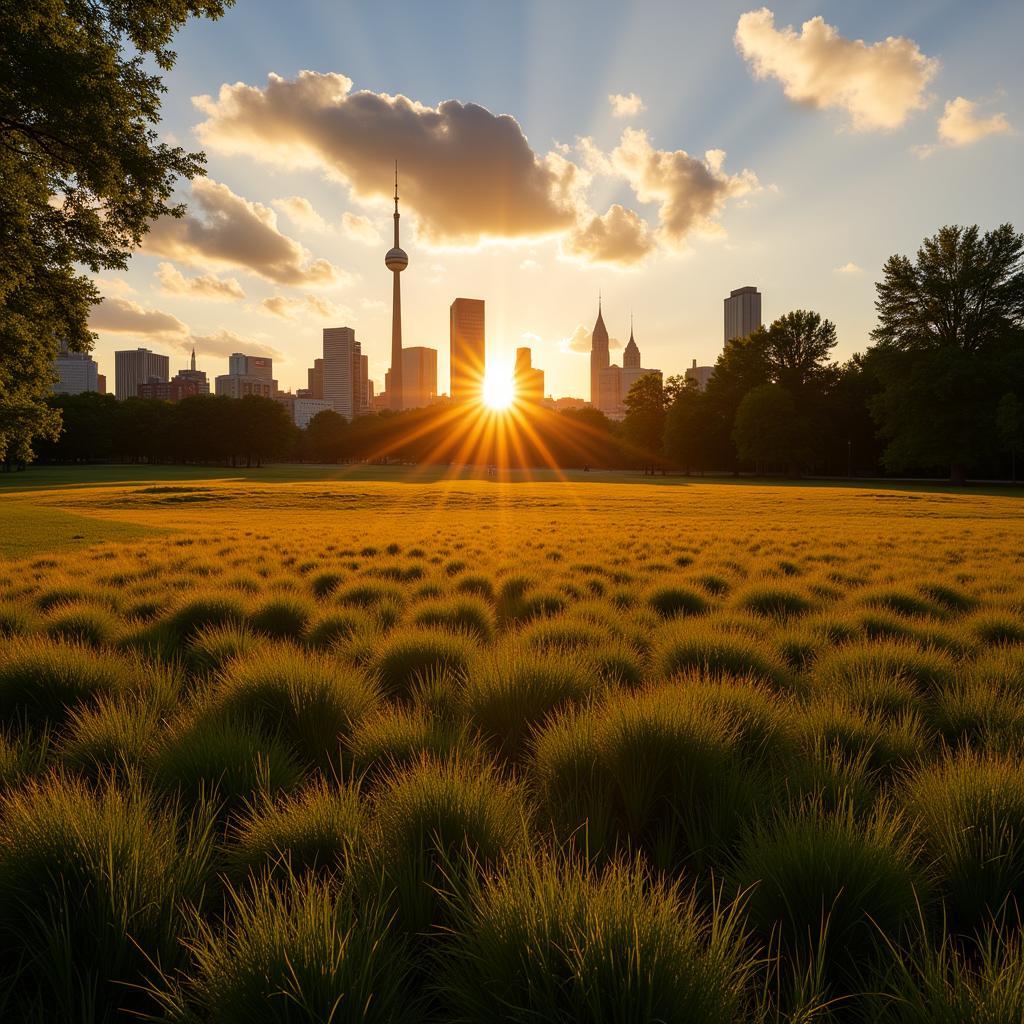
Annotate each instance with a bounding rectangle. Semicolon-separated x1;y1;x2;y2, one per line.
1;468;1023;1020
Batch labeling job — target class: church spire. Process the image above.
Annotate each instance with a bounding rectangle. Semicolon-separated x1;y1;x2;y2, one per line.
190;347;196;372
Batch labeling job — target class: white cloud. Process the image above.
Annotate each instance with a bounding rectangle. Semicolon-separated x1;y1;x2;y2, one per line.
144;178;345;286
193;71;584;247
834;261;862;274
155;262;245;300
340;211;382;245
735;8;938;131
609;92;646;118
92;276;135;297
563;204;655;266
89;297;187;338
938;96;1011;147
520;258;541;271
601;129;760;245
259;294;353;320
272;195;329;232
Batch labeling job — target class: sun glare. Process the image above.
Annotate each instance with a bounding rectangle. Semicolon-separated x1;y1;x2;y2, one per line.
482;371;515;410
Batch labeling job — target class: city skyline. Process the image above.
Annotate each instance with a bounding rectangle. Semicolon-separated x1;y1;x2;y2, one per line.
80;2;1021;397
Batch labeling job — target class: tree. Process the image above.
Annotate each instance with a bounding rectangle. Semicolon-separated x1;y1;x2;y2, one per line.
663;378;707;474
305;410;348;464
869;224;1024;484
621;373;665;471
762;310;837;395
996;392;1024;482
732;384;810;478
0;0;231;465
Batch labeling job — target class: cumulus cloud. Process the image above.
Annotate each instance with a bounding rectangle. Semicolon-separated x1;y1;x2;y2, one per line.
92;276;135;297
272;195;329;232
937;96;1011;147
563;204;655;266
601;129;759;244
89;297;187;337
834;261;862;274
144;178;344;286
340;211;382;244
561;323;622;354
184;328;281;360
155;262;245;300
259;294;352;320
192;71;583;246
735;8;938;131
609;92;646;118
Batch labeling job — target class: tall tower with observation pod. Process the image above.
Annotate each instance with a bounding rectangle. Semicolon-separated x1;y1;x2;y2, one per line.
385;162;408;411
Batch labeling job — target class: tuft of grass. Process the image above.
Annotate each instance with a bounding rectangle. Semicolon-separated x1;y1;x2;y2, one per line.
310;571;344;598
61;696;163;778
736;585;815;620
0;638;166;729
647;586;710;620
733;800;924;994
151;714;305;808
437;854;753;1024
186;621;266;676
532;684;752;869
163;593;250;642
307;608;374;650
370;627;478;700
348;706;474;779
228;781;364;880
464;647;602;759
412;597;495;642
44;600;122;647
366;757;528;935
813;639;955;701
247;595;314;640
0;773;214;1021
905;751;1024;934
655;621;793;691
455;573;494;599
152;873;413;1024
205;645;379;768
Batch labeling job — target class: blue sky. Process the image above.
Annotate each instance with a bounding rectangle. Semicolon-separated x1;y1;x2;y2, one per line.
91;0;1023;397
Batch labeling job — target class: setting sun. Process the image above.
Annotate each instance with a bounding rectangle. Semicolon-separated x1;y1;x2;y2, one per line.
482;370;515;410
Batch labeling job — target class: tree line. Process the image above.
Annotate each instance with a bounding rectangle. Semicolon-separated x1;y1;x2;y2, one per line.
17;223;1024;483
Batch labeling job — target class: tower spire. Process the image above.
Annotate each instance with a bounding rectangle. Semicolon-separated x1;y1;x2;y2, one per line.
190;347;196;372
385;159;409;411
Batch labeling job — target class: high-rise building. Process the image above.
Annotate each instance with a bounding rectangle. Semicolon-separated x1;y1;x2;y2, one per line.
685;358;714;391
52;343;100;395
138;379;201;402
385;163;408;411
215;351;278;398
293;398;334;429
596;319;661;420
514;348;544;403
115;348;169;401
173;348;210;395
402;347;438;409
724;286;762;346
308;358;324;399
323;327;358;419
228;352;274;380
450;298;485;403
590;298;610;406
353;345;368;416
97;373;106;395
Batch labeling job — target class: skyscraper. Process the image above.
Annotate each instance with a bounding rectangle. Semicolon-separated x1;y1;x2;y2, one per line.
52;342;99;395
514;348;544;403
595;315;661;420
385;163;408;411
590;298;610;406
215;352;277;398
323;327;358;419
724;286;762;346
114;348;169;400
402;347;438;409
450;298;485;403
175;348;210;395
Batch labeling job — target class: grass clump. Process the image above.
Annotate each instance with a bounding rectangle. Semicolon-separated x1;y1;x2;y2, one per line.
247;595;314;640
736;585;815;620
348;706;474;779
412;597;495;641
647;586;709;620
437;854;753;1024
228;781;364;880
206;646;379;768
0;774;213;1021
163;593;249;642
44;600;122;647
61;697;163;778
655;621;793;691
370;627;478;700
154;874;412;1023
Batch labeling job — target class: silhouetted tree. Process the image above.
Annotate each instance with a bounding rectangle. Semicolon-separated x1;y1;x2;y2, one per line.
868;223;1024;484
762;310;837;395
996;392;1024;482
663;378;707;474
305;409;347;463
0;0;231;464
621;373;666;472
733;384;810;478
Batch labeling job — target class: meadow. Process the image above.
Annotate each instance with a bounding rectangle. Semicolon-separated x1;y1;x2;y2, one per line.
1;469;1023;1021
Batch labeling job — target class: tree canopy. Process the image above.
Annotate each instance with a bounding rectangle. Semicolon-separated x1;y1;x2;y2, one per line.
0;0;231;465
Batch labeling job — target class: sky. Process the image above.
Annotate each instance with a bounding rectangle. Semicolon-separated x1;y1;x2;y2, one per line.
89;0;1024;399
